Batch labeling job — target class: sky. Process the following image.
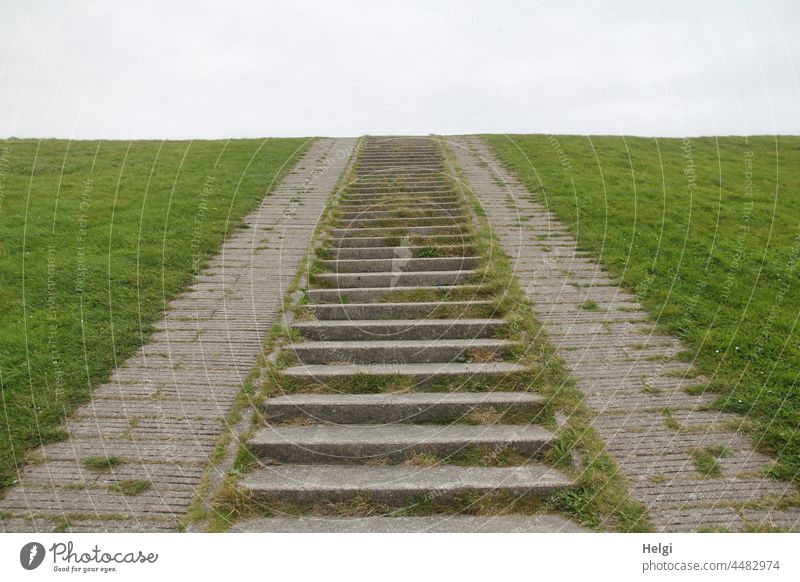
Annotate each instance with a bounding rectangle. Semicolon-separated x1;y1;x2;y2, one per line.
1;0;798;138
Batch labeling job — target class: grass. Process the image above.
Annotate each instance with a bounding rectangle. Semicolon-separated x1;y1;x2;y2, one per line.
691;445;730;477
0;137;309;490
110;479;152;496
488;134;800;484
82;455;124;472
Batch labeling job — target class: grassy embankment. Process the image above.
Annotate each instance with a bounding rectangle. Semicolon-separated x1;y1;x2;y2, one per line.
0;137;308;490
488;134;800;483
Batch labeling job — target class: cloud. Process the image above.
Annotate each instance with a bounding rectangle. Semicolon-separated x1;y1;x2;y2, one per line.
0;0;798;138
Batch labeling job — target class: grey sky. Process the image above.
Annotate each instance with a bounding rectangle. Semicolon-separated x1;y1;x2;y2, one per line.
1;0;798;138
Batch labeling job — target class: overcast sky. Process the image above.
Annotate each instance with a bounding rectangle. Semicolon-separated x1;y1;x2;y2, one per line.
1;0;798;138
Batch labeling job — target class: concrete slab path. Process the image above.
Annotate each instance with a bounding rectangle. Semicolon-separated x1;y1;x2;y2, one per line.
449;136;798;532
0;138;356;532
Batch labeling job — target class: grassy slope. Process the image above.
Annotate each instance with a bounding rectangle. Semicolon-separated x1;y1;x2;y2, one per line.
487;134;800;483
0;137;308;488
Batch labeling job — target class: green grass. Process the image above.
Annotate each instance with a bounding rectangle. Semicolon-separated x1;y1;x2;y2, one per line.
487;134;800;484
82;455;124;472
0;137;309;490
691;445;730;477
110;479;152;496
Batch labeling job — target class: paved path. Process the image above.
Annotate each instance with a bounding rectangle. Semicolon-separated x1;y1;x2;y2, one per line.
449;136;798;532
0;138;356;532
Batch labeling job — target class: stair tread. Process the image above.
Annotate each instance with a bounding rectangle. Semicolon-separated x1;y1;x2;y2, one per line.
290;338;516;349
264;391;542;406
307;300;492;308
231;514;586;533
282;362;527;377
241;464;573;493
251;423;555;446
293;318;506;328
262;391;544;424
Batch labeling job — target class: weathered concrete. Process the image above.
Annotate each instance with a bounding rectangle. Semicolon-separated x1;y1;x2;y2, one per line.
262;391;544;424
306;300;494;320
448;135;799;532
289;338;517;364
232;514;586;533
314;269;474;288
0;138;356;533
293;318;507;341
281;361;527;380
241;464;573;505
320;256;480;273
248;423;555;463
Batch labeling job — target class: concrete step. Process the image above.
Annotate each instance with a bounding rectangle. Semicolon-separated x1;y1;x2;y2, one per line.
262;391;544;424
240;464;573;504
292;318;506;341
340;215;470;228
338;202;462;213
330;225;464;238
346;185;451;194
289;338;517;365
232;514;586;532
313;270;474;288
341;195;459;207
355;156;441;163
354;167;440;174
323;245;476;260
354;172;443;179
340;208;464;220
349;180;448;188
306;300;494;320
306;284;484;303
320;257;481;273
248;424;556;463
281;361;527;380
314;269;475;289
327;234;474;248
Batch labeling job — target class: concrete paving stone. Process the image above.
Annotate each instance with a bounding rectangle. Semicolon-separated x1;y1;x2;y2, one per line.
74;400;229;420
67;417;223;439
38;439;216;464
65;519;180;532
0;487;195;516
450;135;798;531
585;392;717;412
631;478;792;508
740;508;800;531
17;460;206;486
0;517;59;532
1;137;356;532
649;507;745;532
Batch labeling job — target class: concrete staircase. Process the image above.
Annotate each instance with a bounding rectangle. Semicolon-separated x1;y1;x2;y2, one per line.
234;137;579;532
